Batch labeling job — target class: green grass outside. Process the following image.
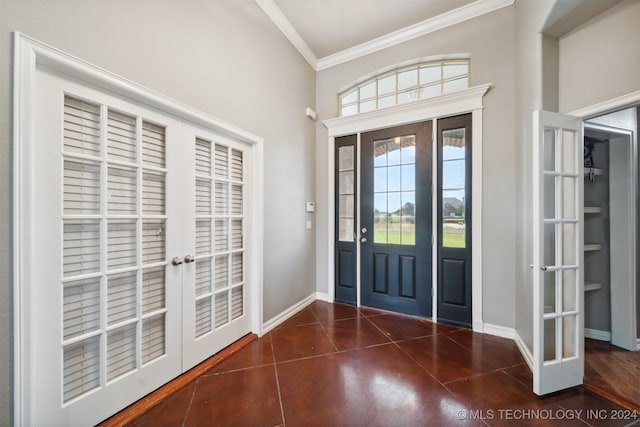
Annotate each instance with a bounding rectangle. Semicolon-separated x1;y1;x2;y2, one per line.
373;230;465;247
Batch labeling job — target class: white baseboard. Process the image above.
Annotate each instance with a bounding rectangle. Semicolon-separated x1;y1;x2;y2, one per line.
514;330;534;371
584;328;611;342
261;293;317;334
482;323;515;340
315;292;332;302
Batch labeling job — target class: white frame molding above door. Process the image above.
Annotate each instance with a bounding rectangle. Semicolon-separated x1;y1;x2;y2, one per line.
323;83;491;331
12;32;264;426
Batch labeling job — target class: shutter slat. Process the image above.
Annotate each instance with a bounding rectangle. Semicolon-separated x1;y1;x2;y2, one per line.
64;278;101;340
107;110;137;163
215;292;229;327
215;256;228;290
195;258;212;297
231;219;242;249
214;144;228;178
195;298;212;337
232;253;243;284
196;220;212;255
196;180;212;215
142;121;165;168
142;267;165;314
142;221;165;264
107;221;136;270
107;324;137;381
143;173;165;215
231;286;243;320
64;96;101;156
64;221;101;277
215;182;228;215
215;219;228;252
142;314;165;363
107;272;137;325
108;167;137;215
63;336;101;402
231;149;243;182
195;139;212;176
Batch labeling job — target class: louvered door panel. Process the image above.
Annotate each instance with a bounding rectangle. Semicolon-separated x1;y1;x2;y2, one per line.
59;95;171;405
28;68;253;426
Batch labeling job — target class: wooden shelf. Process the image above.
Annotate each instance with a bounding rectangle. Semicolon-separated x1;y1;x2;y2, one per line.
585;282;604;292
584;243;603;252
584;206;603;214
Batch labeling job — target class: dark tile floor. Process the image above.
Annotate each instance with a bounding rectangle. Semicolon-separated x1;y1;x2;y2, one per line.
127;301;639;427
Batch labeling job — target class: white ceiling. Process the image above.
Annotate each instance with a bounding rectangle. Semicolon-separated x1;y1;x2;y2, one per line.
256;0;514;70
273;0;475;58
257;0;625;71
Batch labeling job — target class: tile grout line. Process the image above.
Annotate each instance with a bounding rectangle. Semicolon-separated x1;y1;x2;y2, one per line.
270;332;287;427
180;377;200;427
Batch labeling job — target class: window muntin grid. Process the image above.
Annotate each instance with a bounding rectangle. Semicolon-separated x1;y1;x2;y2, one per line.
339;60;469;117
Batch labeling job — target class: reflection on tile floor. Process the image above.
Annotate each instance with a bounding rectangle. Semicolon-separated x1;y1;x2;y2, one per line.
126;301;639;427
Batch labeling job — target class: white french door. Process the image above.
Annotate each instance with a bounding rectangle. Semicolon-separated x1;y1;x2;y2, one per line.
181;124;252;369
532;110;584;395
22;66;252;425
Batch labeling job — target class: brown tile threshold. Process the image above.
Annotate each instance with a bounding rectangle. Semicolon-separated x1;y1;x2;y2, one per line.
97;333;257;427
584;379;640;414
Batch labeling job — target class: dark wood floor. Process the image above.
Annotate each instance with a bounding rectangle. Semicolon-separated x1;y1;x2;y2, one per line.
585;338;640;413
111;302;639;426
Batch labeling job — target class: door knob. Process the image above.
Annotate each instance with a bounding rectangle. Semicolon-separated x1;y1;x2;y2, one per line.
360;237;367;243
184;254;195;264
172;257;183;266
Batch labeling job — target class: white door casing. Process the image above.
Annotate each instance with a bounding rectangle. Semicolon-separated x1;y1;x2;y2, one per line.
14;33;264;426
532;110;584;395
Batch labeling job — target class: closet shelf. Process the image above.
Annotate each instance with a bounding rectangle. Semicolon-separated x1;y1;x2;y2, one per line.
584;206;603;214
584;282;603;292
584;243;603;252
584;168;604;177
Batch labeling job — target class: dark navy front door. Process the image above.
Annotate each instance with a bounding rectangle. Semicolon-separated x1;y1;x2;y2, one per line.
360;122;432;316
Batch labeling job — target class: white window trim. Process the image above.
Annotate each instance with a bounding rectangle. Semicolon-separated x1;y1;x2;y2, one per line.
13;32;265;425
324;83;491;331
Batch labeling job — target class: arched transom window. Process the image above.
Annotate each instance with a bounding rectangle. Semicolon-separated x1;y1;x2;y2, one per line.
339;59;470;117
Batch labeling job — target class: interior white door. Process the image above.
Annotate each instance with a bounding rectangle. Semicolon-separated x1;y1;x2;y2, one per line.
532;110;584;395
29;69;183;425
181;124;253;369
24;67;254;425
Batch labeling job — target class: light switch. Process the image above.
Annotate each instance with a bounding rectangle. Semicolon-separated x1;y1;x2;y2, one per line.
306;202;315;212
306;220;312;230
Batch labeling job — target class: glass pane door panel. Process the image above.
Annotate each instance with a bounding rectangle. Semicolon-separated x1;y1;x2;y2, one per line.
543;223;556;267
544;272;556;314
373;135;416;246
544;319;556;361
543;129;556;172
562;178;576;219
562;223;577;265
563;269;576;312
544;175;556;219
562;130;577;174
338;145;355;243
563;316;576;358
441;128;466;248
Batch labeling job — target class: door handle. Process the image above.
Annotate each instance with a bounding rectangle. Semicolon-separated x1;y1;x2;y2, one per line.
360;237;367;243
184;254;195;264
172;256;183;266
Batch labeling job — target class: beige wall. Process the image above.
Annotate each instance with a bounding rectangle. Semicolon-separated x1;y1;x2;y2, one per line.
315;6;518;329
0;1;316;424
559;0;640;113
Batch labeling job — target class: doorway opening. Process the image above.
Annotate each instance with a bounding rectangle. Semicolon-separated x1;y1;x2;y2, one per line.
582;106;640;410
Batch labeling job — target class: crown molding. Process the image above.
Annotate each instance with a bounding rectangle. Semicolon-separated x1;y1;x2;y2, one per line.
255;0;318;69
317;0;513;70
257;0;513;71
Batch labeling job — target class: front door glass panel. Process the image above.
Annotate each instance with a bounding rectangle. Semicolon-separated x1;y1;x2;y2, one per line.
373;135;416;245
441;128;466;248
